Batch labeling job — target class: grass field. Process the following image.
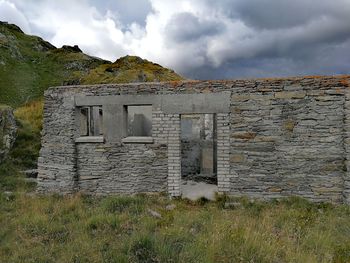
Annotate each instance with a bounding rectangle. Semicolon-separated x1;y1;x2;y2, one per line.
1;164;350;263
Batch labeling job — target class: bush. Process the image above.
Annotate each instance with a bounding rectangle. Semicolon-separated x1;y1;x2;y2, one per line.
130;235;159;263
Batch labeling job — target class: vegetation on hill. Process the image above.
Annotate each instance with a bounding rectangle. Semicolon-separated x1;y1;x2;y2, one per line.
12;100;43;169
81;55;183;84
0;22;109;107
0;21;183;107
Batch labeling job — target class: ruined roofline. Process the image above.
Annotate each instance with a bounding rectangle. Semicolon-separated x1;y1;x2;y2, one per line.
46;74;350;92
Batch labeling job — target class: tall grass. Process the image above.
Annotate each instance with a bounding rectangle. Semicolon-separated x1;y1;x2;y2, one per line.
0;192;350;263
0;100;43;191
14;99;43;132
10;100;43;169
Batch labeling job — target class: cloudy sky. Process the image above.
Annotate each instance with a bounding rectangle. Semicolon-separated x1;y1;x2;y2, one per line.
0;0;349;79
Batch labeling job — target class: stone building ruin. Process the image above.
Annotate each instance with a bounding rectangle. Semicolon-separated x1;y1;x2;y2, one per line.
37;75;350;203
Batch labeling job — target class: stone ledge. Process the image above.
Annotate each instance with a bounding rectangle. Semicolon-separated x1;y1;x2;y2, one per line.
75;136;104;143
122;136;154;144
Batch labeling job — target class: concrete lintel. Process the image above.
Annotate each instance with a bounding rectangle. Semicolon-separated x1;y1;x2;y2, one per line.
75;95;161;107
162;92;231;114
75;92;230;114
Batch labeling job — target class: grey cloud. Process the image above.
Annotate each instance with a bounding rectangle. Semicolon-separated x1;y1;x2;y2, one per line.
170;0;350;79
89;0;152;27
164;12;224;43
1;0;349;80
0;0;30;33
211;0;350;30
183;37;350;80
209;15;350;65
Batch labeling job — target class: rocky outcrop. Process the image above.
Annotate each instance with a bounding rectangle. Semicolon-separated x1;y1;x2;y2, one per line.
0;106;17;162
61;45;82;53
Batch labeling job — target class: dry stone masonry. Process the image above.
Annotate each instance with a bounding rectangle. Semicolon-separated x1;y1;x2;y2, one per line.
37;75;350;203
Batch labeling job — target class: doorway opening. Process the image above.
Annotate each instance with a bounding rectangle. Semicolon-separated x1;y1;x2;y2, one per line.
180;113;218;200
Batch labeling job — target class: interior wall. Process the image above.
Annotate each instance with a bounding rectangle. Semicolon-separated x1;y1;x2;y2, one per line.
181;114;216;183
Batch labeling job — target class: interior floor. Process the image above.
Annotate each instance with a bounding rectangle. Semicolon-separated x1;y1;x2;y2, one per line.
181;180;218;201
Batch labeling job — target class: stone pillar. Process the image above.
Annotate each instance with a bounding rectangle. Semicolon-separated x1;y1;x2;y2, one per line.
167;114;181;197
216;113;231;193
37;92;78;194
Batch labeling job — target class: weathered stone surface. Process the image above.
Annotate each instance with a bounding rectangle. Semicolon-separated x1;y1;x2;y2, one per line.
0;106;16;162
37;75;350;204
275;91;306;99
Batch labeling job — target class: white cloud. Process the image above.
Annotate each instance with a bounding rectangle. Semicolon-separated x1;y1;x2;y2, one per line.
0;0;30;33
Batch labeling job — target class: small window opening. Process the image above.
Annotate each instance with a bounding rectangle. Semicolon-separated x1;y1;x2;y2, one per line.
125;105;152;137
79;106;103;136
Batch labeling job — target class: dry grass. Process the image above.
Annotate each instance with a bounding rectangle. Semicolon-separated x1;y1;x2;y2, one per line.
0;190;350;263
14;99;44;132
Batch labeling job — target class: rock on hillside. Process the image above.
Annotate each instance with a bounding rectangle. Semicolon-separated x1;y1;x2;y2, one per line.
81;55;183;84
0;105;17;162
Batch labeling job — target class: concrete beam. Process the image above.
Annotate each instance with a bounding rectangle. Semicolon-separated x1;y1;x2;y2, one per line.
75;92;231;114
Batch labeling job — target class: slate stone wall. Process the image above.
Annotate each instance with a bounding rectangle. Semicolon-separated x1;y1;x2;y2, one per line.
37;75;350;203
229;80;346;203
76;106;168;195
37;91;78;194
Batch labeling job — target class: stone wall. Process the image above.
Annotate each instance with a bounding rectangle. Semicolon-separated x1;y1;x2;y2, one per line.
37;75;350;203
181;139;200;177
76;105;168;195
229;79;346;203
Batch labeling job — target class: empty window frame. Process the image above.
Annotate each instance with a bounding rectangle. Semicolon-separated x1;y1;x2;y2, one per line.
79;106;103;136
125;105;152;137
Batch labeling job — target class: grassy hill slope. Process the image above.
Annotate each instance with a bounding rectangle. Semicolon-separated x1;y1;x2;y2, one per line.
0;22;110;107
0;21;183;107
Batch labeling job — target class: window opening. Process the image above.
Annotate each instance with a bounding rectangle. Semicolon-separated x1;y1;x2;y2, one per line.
79;106;103;136
125;105;152;137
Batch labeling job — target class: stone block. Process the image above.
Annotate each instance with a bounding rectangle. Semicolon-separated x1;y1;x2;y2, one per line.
274;91;306;99
230;154;246;163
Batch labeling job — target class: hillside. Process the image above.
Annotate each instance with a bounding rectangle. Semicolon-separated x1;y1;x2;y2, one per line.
0;22;108;107
81;55;183;84
0;21;183;107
